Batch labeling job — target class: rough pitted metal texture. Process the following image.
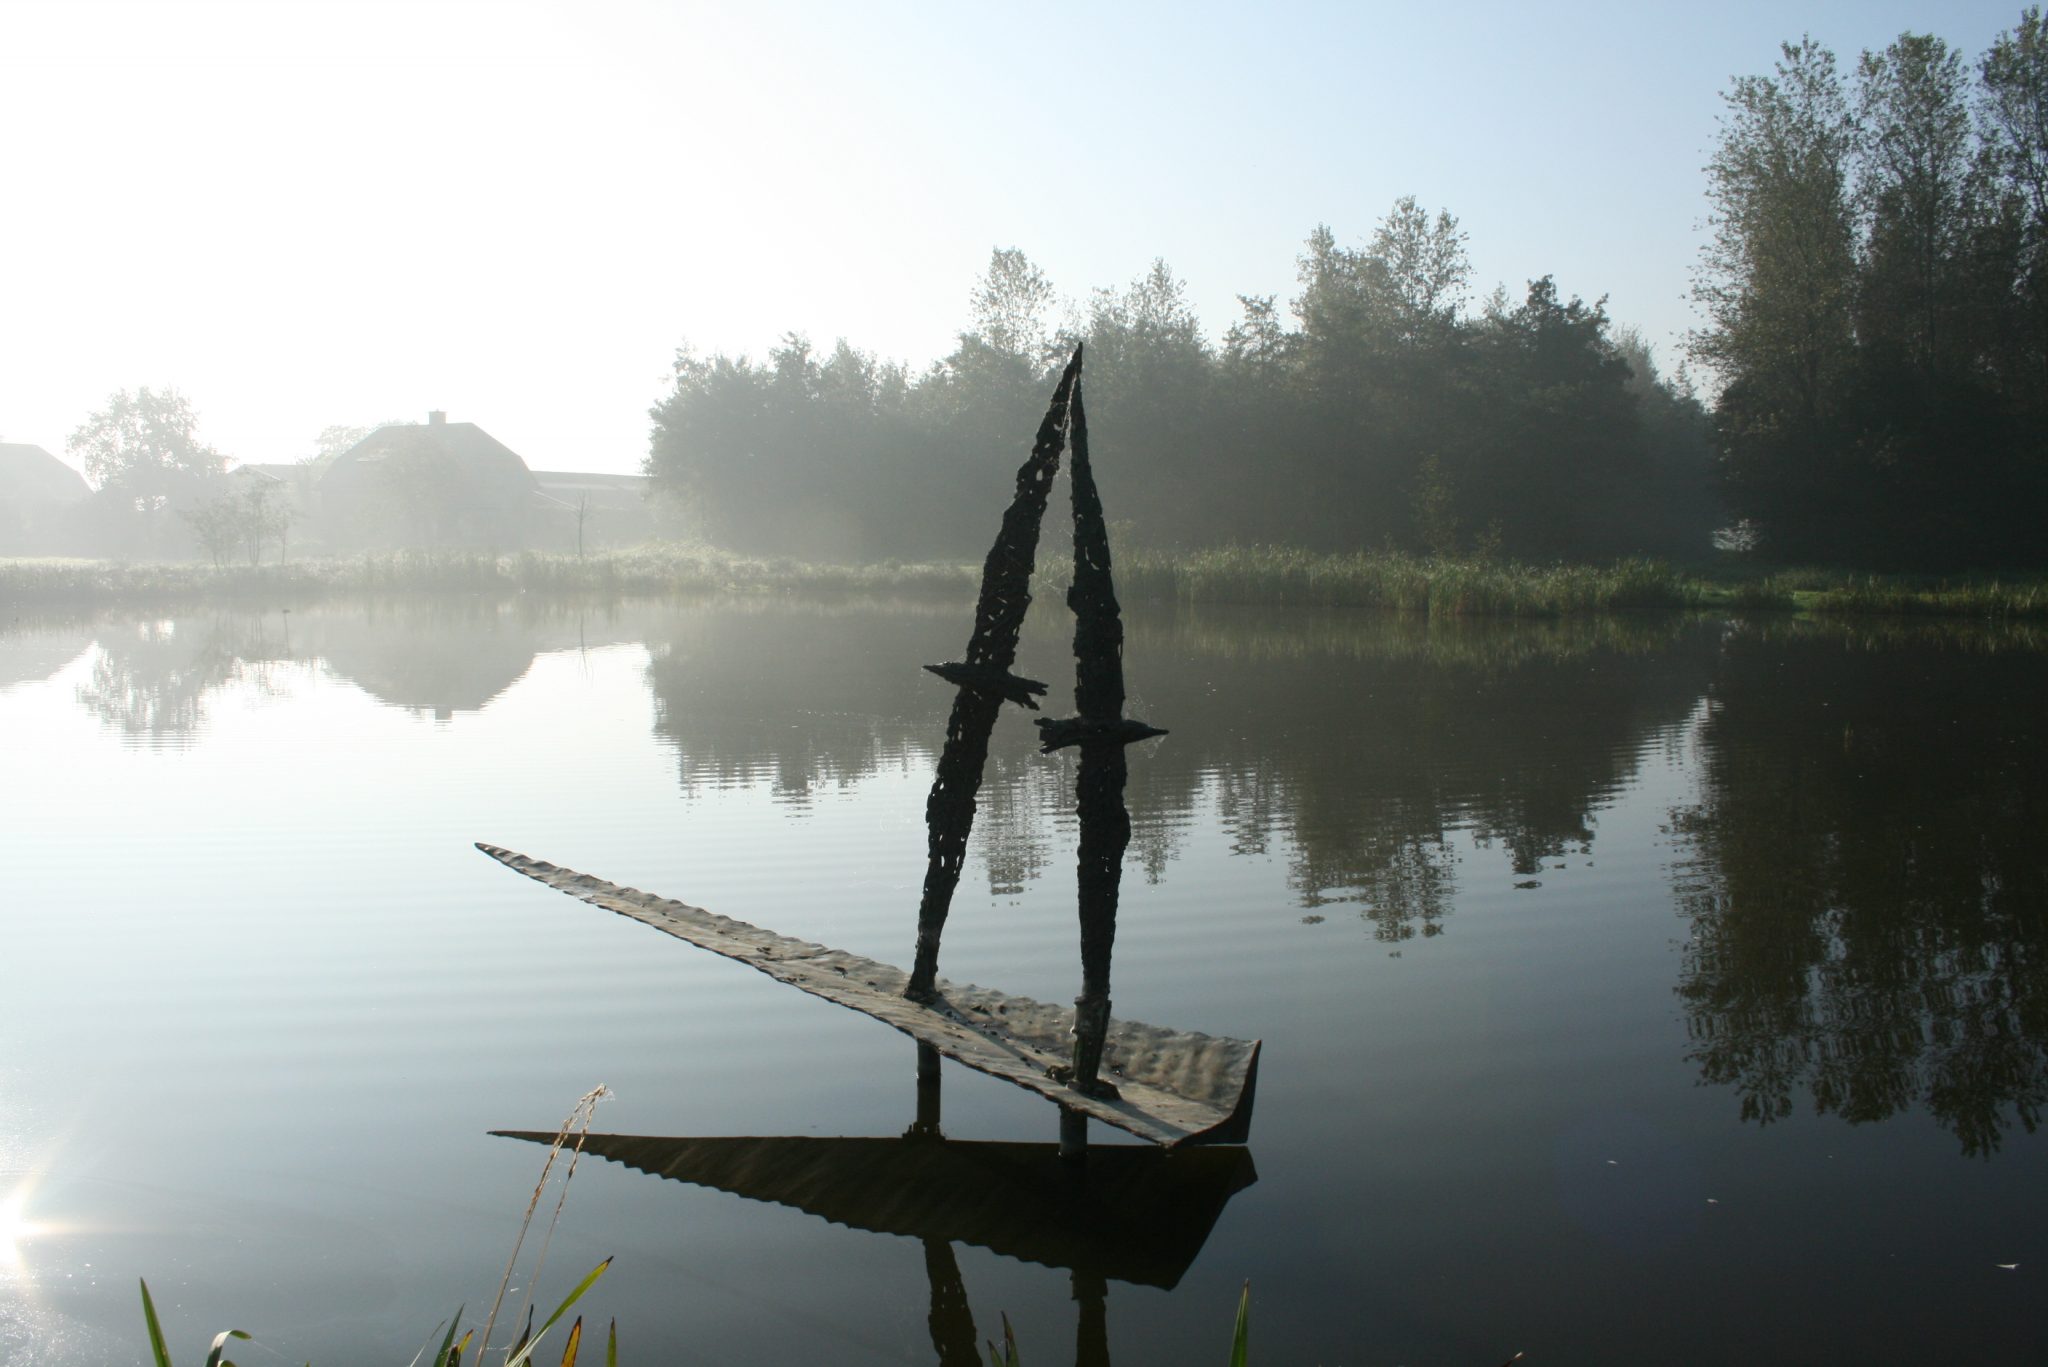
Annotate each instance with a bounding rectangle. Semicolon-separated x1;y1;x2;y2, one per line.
477;842;1259;1147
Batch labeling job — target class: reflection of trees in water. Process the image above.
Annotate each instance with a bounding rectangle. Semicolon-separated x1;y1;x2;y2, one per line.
646;602;954;807
977;754;1062;896
643;602;1715;941
1672;622;2048;1155
75;615;292;742
1119;610;1714;937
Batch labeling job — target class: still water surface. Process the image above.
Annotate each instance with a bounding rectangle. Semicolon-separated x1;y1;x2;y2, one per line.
1;596;2042;1364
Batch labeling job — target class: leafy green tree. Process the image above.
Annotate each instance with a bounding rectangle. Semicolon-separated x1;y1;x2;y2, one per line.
1079;259;1217;541
1694;38;1860;420
1408;453;1460;556
1846;32;2023;566
1464;278;1645;559
648;216;1715;566
1368;195;1472;341
238;479;291;564
180;495;243;568
647;334;942;560
1978;7;2048;401
1693;38;1862;559
70;387;224;506
68;387;227;557
966;246;1066;372
1612;328;1723;555
1857;34;1976;369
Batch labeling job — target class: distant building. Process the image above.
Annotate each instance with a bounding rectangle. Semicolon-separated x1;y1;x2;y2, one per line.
9;414;662;560
0;442;92;554
317;411;541;549
530;469;658;551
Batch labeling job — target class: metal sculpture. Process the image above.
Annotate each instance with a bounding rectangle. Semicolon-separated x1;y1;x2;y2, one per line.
479;346;1258;1154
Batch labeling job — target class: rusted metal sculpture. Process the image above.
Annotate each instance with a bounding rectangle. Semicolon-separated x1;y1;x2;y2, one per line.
1035;372;1165;1100
906;349;1081;1003
474;843;1258;1146
478;346;1258;1154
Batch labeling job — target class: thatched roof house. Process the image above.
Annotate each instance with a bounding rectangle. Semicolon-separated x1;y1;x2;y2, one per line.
0;442;92;553
1;442;90;504
318;411;540;548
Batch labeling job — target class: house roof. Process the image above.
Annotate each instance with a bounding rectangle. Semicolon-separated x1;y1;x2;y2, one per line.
0;443;91;505
326;419;539;499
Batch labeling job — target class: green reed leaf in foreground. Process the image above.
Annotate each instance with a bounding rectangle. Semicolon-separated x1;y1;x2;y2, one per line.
205;1327;253;1367
415;1309;464;1367
139;1280;251;1367
139;1280;173;1367
1229;1281;1250;1367
505;1259;612;1367
983;1310;1019;1367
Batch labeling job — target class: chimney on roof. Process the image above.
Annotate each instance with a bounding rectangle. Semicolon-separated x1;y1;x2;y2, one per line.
428;409;447;426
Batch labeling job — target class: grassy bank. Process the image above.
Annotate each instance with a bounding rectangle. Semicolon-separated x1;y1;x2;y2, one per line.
0;546;977;608
1116;546;1705;615
6;544;2046;620
1798;575;2048;619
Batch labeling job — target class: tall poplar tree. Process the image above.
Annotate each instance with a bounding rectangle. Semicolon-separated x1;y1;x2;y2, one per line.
1692;38;1861;557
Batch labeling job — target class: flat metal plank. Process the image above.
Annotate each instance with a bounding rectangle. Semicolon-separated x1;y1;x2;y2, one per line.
477;843;1259;1147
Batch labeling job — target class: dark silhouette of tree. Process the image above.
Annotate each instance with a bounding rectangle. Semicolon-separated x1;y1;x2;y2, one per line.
1692;39;1862;562
1694;25;2048;567
645;205;1713;565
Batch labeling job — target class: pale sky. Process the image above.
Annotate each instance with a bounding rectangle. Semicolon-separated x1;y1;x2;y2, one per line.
0;0;2029;477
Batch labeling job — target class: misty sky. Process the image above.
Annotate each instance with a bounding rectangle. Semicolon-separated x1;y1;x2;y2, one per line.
1;0;2026;477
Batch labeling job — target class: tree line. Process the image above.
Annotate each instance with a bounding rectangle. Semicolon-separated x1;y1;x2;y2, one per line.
1694;14;2048;568
651;15;2048;574
647;210;1721;565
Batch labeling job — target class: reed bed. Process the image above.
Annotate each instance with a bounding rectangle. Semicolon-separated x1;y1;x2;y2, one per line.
1800;576;2048;620
1112;546;1706;616
9;545;2044;621
137;1087;616;1367
0;547;978;608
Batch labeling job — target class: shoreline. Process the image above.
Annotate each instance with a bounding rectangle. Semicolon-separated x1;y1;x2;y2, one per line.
4;545;2045;621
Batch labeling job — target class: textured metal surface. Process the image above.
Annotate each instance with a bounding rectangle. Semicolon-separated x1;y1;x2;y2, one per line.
477;842;1259;1147
907;347;1086;1000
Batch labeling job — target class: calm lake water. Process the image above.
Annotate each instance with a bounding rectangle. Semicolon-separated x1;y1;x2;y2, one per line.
1;595;2043;1365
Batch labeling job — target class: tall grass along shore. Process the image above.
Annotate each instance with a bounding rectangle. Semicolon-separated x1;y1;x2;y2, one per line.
4;544;2044;620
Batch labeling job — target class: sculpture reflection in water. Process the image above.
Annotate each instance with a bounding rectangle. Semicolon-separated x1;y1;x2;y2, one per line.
493;1055;1255;1367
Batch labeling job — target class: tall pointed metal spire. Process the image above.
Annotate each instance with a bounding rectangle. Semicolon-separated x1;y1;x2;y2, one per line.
1036;370;1166;1098
478;340;1259;1157
905;346;1085;1002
